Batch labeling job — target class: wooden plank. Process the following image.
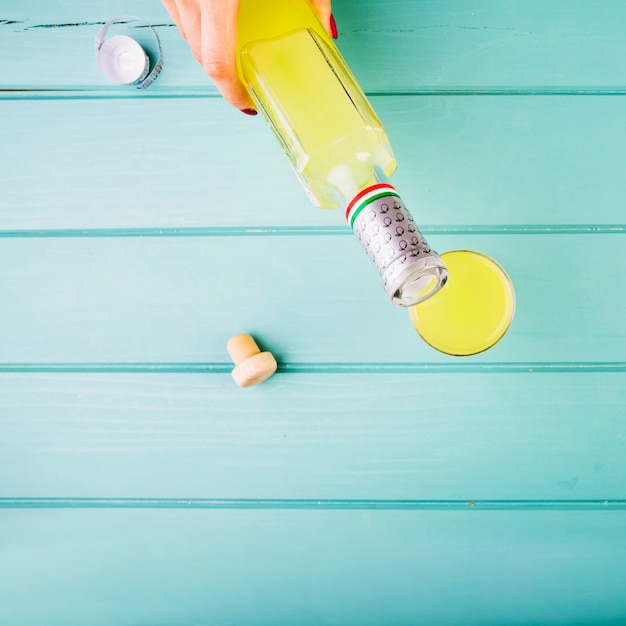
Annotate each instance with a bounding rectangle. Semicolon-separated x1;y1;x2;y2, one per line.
0;372;624;500
0;507;625;625
3;1;626;90
0;234;623;363
336;0;626;91
1;97;626;229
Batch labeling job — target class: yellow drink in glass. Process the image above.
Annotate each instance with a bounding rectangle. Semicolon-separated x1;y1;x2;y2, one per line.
409;250;516;356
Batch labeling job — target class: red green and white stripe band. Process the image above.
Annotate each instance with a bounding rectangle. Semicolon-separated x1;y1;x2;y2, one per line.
345;183;400;229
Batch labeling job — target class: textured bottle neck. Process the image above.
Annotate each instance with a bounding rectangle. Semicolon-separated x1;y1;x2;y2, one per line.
346;184;448;306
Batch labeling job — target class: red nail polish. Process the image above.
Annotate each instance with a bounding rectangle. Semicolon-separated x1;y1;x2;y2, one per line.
330;14;338;39
240;108;258;116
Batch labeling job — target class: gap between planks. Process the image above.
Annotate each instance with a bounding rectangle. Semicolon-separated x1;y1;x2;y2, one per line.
5;88;626;100
0;225;623;238
0;362;625;373
0;498;625;511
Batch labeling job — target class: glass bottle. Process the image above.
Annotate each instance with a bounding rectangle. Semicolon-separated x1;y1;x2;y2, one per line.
237;0;447;305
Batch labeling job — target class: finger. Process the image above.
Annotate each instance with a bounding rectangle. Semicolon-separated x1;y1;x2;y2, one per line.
200;0;256;111
309;0;336;38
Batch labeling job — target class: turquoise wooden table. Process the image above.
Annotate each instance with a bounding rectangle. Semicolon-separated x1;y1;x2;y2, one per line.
1;1;625;623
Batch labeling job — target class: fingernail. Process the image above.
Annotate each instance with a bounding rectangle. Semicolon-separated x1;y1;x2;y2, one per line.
240;108;258;116
330;14;338;39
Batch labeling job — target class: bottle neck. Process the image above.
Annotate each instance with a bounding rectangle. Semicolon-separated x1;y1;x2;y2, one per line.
346;183;448;306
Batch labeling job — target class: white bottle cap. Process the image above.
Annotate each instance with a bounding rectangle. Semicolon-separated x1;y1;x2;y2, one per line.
96;35;149;84
95;16;162;89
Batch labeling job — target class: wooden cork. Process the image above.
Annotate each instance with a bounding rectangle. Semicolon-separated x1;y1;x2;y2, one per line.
227;334;277;388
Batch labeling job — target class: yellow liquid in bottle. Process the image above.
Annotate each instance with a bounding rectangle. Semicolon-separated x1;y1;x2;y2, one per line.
237;0;396;208
409;250;516;356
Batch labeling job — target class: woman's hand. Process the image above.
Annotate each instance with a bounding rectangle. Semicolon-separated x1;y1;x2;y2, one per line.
162;0;335;114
